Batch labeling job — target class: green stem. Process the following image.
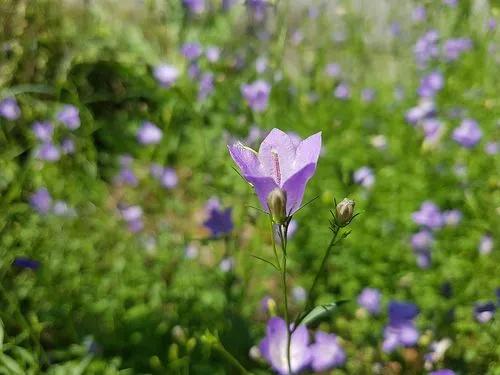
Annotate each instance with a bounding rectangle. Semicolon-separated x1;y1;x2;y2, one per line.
213;341;251;375
292;227;340;332
278;224;292;374
269;217;281;270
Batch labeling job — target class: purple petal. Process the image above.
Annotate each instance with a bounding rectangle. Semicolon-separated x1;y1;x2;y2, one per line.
258;129;297;185
227;143;262;177
282;163;317;215
294;132;321;171
246;176;279;213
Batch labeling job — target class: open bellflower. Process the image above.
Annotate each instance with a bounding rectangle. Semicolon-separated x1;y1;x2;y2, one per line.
228;129;321;218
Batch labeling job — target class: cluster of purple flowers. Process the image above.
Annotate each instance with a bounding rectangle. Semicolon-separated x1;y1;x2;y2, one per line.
30;188;75;217
259;317;345;374
120;205;144;233
382;301;419;353
0;97;21;120
241;80;271;113
114;155;138;186
150;164;178;189
357;287;382;315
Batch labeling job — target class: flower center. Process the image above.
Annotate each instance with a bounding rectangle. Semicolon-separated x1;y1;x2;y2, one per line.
271;150;281;185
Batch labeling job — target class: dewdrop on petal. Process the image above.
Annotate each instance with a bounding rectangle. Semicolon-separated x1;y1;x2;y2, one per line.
267;188;287;224
336;198;355;227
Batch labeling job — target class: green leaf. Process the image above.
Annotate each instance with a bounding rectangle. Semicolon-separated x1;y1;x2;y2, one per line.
300;300;348;327
0;353;24;374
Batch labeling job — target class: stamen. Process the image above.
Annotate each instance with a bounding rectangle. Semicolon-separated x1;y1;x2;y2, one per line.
271;150;281;185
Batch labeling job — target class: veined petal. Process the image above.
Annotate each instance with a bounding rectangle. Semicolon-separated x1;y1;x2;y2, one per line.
294;132;322;171
228;143;262;177
258;129;297;185
246;175;279;213
282;163;317;215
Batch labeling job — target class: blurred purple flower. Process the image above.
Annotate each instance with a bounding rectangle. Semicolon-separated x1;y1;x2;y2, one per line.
325;63;341;78
487;18;497;31
137;121;163;145
61;138;75;154
259;317;311;375
418;71;444;97
32;121;53;142
181;42;203;60
246;0;267;22
452;119;482;148
361;88;375;103
53;200;76;217
443;210;462;226
357;288;382;314
188;62;201;79
406;99;435;124
474;302;496;323
421;118;442;143
161;167;178;189
416;250;431;269
30;188;52;214
154;64;180;88
241;80;271;112
383;301;419;353
0;97;21;120
414;30;439;67
430;370;455;375
478;235;493;255
13;257;40;270
205;46;221;63
334;83;350;100
36;143;61;162
198;72;214;101
203;200;233;237
310;331;346;372
292;285;306;303
228;129;322;215
353;166;375;189
57;105;80;130
443;0;457;7
255;56;268;73
183;0;205;14
121;205;143;233
485;141;499;155
412;201;444;229
443;38;472;61
411;230;433;251
116;167;138;186
412;6;426;22
390;22;401;37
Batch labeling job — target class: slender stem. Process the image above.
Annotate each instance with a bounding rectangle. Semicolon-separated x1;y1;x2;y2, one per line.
269;217;281;270
292;227;340;332
213;341;251;375
278;224;292;374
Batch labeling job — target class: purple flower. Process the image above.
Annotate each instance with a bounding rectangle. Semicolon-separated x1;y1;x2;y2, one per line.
421;118;442;143
474;302;496;323
430;370;455;375
181;42;202;60
418;71;444;98
412;6;426;22
334;83;350;99
246;0;267;22
56;105;80;130
353;167;375;189
325;63;341;78
61;138;75;154
153;64;180;88
203;199;233;237
478;235;493;255
406;99;435;124
487;18;497;31
443;0;457;7
443;210;462;226
161;167;178;189
241;80;271;112
121;205;143;233
411;230;433;251
219;256;234;272
228;129;322;216
416;250;431;269
0;97;21;120
361;88;375;102
36;143;61;162
30;188;52;214
443;38;472;61
310;331;346;372
205;46;221;63
137;121;163;145
116;167;138;186
255;56;268;73
32;121;53;142
183;0;205;14
383;301;419;353
198;72;214;102
13;257;40;270
412;201;444;229
452;119;482;148
414;30;439;67
259;317;311;375
485;141;499;155
357;288;382;314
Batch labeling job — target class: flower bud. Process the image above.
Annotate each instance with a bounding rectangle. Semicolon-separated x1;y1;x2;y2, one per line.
267;188;287;224
336;198;355;226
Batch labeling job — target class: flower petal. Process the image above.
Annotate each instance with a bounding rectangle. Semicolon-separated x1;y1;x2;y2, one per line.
258;129;297;185
282;163;317;215
294;132;322;171
246;175;279;213
228;143;262;177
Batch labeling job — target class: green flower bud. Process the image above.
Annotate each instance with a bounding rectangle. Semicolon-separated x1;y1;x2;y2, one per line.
336;198;355;227
267;188;287;224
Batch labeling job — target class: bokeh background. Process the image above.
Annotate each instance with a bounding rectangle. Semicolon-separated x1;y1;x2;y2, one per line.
0;0;499;374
